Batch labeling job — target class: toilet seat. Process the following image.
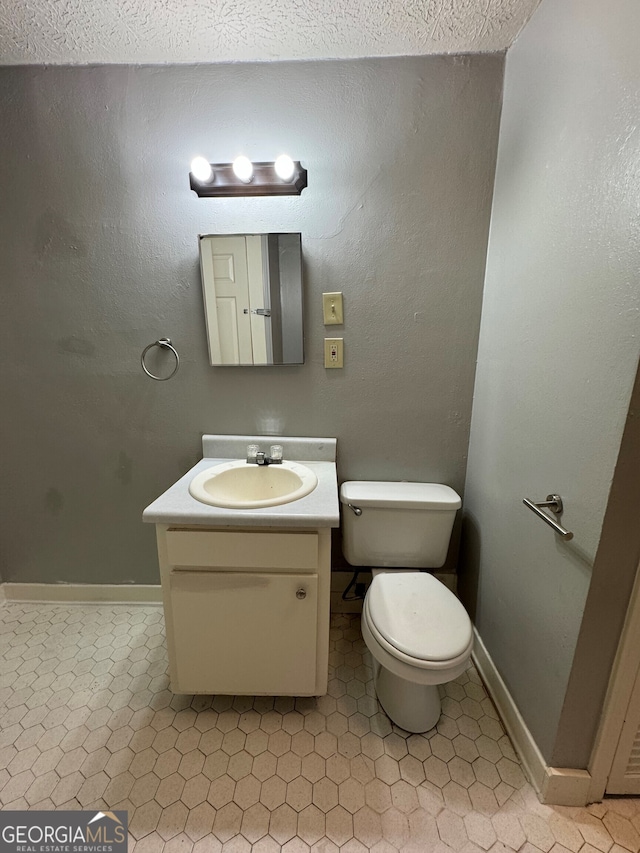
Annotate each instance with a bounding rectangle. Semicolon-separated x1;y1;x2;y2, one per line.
366;573;472;665
363;599;473;674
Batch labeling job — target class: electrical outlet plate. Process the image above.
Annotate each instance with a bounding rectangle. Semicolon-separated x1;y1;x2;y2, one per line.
324;338;344;368
322;292;344;325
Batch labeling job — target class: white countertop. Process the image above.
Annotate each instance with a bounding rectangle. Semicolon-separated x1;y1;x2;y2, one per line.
142;435;340;529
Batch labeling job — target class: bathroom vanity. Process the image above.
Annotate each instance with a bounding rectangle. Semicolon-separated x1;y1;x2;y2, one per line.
143;435;339;696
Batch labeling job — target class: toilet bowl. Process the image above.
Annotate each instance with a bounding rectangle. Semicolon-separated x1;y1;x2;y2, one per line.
362;570;473;732
340;480;473;733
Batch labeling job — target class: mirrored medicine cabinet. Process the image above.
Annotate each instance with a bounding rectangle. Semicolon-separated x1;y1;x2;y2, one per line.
199;233;304;366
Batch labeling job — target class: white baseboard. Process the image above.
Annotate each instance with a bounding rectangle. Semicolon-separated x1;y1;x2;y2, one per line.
543;767;592;806
472;627;592;806
0;583;163;605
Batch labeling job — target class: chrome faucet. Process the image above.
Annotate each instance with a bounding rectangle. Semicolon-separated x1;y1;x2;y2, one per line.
246;444;283;466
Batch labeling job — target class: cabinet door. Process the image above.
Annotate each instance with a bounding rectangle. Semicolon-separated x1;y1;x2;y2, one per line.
169;570;318;695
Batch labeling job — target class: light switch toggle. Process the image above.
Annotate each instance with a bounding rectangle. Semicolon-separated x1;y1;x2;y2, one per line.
324;338;344;368
323;292;344;325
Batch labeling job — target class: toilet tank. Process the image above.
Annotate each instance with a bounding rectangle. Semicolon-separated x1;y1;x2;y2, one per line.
340;481;462;568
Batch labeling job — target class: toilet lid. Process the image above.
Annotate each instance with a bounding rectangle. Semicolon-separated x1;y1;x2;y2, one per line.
367;573;472;661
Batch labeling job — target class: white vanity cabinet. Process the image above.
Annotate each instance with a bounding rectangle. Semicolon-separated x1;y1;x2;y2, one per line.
155;525;332;696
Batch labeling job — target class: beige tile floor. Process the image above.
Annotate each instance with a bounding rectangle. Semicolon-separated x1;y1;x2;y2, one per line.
1;603;639;853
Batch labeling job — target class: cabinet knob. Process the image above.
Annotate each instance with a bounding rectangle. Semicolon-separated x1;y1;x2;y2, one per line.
296;588;307;600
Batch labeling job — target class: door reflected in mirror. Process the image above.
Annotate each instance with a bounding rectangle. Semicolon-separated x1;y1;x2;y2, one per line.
199;233;303;366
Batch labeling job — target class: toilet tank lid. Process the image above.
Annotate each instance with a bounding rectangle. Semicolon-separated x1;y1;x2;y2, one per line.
339;481;461;510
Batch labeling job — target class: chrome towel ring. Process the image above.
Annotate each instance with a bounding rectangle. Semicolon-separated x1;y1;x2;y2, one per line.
141;338;180;381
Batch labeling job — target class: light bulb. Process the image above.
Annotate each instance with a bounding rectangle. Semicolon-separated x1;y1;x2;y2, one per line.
190;156;213;183
274;154;295;182
232;156;254;183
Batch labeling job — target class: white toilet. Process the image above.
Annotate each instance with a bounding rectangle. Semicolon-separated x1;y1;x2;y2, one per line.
340;481;473;733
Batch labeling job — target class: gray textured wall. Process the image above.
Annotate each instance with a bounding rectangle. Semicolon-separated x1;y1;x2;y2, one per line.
459;0;640;763
0;57;503;585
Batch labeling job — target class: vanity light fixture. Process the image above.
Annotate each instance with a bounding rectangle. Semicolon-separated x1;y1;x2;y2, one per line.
189;156;308;197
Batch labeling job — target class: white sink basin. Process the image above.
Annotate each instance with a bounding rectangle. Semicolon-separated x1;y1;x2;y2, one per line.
188;460;318;509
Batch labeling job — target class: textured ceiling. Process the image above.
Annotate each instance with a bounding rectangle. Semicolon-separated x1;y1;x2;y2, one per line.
0;0;542;65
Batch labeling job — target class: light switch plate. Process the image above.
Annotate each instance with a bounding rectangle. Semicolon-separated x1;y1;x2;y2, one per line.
322;292;344;325
324;338;344;368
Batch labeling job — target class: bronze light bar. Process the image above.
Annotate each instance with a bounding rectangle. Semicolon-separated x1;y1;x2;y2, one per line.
190;161;308;197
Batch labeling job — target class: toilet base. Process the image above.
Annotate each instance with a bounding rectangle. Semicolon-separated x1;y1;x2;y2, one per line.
375;665;442;733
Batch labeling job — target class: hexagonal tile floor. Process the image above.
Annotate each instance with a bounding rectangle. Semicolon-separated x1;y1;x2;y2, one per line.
1;602;639;852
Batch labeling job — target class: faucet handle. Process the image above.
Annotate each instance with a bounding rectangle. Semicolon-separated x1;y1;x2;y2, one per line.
269;445;283;462
246;444;260;462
